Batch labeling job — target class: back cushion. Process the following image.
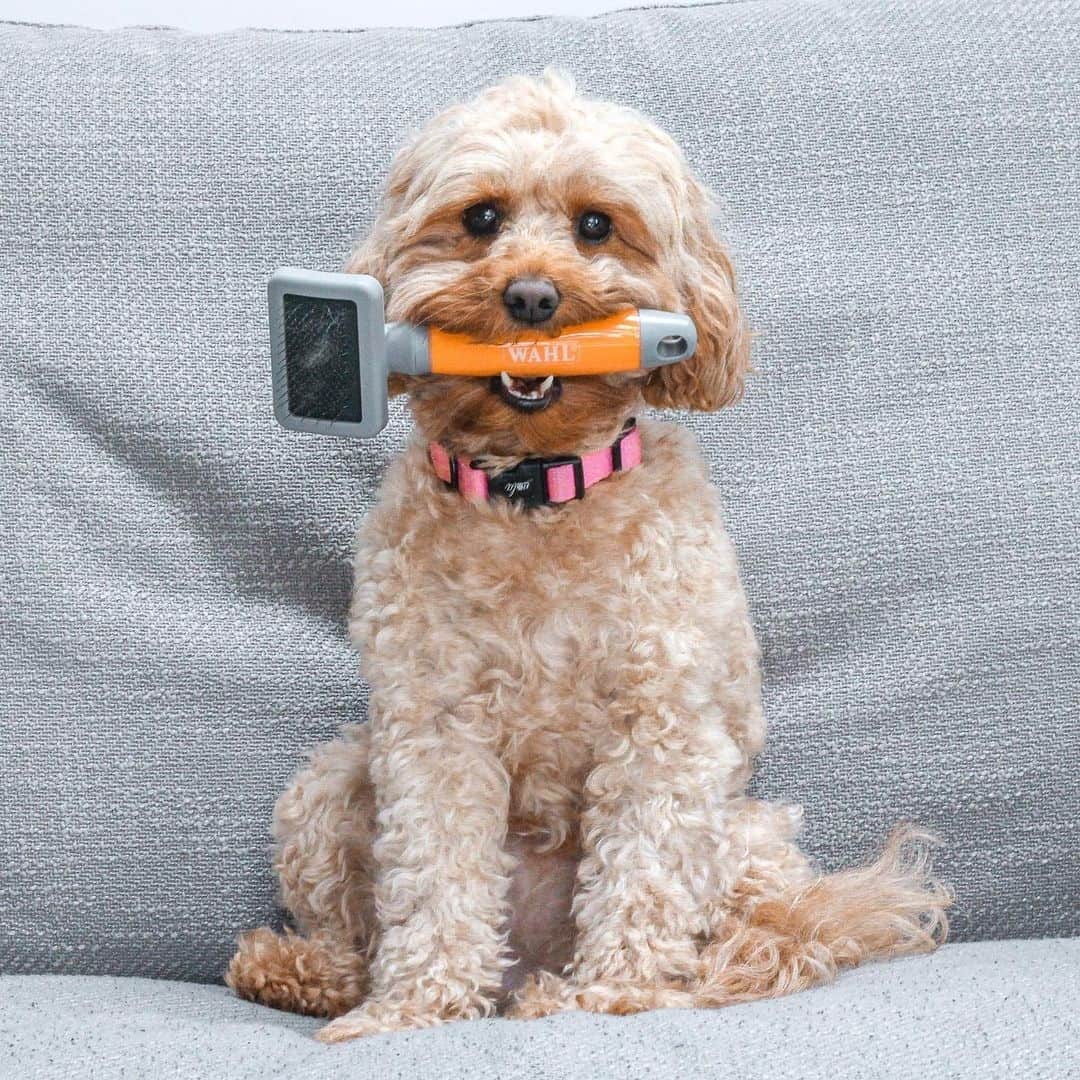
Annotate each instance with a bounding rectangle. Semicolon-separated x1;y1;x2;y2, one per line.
1;0;1077;980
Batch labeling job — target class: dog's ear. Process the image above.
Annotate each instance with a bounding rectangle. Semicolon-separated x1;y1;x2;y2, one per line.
345;229;387;281
345;231;414;398
643;180;750;412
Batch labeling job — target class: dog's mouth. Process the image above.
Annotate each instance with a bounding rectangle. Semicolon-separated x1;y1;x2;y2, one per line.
489;372;563;412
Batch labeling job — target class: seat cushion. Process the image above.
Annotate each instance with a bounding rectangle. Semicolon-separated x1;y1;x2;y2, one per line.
1;0;1078;982
1;941;1077;1079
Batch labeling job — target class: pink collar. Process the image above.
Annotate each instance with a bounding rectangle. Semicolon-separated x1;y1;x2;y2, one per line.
428;419;642;508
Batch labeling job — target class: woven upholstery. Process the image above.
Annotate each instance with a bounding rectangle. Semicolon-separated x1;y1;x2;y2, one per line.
0;1;1077;982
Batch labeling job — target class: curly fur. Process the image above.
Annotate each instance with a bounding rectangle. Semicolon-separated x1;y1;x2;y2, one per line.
226;71;949;1041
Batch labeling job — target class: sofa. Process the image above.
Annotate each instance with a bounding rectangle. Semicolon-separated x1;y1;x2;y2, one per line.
1;2;1077;1077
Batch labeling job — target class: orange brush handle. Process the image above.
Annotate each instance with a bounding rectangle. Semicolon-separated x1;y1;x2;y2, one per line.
428;310;640;376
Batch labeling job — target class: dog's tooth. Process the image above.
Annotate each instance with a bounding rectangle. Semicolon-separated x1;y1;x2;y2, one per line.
540;375;554;393
500;371;513;389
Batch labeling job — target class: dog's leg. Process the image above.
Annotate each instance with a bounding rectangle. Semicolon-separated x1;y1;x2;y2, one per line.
227;927;368;1018
226;724;376;1017
511;692;742;1019
316;710;513;1042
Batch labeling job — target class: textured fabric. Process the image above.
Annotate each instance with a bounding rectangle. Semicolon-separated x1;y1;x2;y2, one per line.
0;1;1078;984
2;941;1077;1079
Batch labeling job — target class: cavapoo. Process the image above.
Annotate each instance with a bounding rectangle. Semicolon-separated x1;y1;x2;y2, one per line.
228;71;949;1041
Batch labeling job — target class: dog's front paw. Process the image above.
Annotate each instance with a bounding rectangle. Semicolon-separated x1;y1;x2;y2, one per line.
316;1000;437;1042
508;972;696;1020
315;993;491;1043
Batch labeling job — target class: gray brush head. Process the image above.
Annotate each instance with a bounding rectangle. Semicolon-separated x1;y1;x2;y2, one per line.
269;268;388;439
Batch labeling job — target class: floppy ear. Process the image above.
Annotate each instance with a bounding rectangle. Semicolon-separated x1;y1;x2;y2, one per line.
345;229;415;398
344;228;387;280
643;180;750;412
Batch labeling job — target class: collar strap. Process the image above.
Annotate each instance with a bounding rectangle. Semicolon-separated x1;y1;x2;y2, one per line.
429;419;642;508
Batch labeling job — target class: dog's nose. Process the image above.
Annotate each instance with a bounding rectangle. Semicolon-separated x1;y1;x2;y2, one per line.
503;277;560;324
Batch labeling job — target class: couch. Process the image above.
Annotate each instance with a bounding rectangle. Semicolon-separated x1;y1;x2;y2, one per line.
1;2;1077;1076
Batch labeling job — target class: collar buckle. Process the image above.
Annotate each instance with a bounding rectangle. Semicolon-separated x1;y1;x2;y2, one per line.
487;457;548;508
486;454;587;508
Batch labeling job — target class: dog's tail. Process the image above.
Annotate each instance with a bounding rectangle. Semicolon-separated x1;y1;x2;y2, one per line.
226;927;368;1019
694;824;951;1006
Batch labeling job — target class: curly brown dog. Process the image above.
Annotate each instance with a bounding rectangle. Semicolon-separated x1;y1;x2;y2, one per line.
227;71;949;1042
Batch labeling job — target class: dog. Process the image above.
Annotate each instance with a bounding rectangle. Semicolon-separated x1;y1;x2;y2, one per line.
227;71;949;1041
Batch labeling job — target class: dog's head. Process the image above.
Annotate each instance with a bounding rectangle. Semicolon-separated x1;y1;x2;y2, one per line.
351;71;749;461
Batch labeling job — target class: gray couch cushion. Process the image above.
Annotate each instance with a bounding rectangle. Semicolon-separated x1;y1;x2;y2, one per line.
1;0;1078;983
2;941;1077;1079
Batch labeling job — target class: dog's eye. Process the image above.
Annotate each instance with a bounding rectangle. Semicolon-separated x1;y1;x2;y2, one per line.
577;210;612;244
463;202;502;237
